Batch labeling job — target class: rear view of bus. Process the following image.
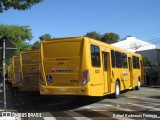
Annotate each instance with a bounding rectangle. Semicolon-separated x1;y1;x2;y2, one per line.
20;50;40;92
12;56;20;88
40;37;89;96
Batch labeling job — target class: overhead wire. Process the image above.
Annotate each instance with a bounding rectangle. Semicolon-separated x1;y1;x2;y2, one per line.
98;0;160;30
95;0;160;46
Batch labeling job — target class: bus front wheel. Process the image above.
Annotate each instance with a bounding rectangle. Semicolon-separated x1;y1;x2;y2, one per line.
114;81;120;99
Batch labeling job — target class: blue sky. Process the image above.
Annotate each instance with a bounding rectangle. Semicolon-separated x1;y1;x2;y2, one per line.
0;0;160;47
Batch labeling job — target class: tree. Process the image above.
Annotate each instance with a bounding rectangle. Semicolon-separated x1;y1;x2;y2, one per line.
31;41;40;50
85;31;102;40
39;33;52;41
143;57;151;66
31;33;52;50
0;24;33;72
120;35;132;41
0;0;43;12
0;24;33;54
101;32;120;44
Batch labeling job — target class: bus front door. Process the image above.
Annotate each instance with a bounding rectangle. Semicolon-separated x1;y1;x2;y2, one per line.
128;57;133;87
102;52;109;94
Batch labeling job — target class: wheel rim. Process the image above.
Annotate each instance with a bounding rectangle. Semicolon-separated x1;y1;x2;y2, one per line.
138;80;140;88
116;83;120;95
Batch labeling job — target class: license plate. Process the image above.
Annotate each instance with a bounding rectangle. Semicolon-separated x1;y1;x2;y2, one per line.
58;88;66;92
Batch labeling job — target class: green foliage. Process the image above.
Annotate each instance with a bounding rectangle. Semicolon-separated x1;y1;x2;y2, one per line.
0;24;33;54
39;33;52;41
0;0;43;12
0;24;33;73
143;57;151;66
85;31;102;40
85;31;120;44
31;33;52;50
100;32;120;44
31;41;40;50
0;24;33;41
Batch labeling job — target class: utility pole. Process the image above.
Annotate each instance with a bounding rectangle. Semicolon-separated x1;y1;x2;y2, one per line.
0;37;16;112
3;38;6;111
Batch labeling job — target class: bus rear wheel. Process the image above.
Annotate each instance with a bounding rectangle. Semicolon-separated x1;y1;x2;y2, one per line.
114;81;120;99
135;80;140;90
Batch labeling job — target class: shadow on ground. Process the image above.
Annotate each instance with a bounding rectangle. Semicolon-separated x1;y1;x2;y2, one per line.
149;96;160;99
18;93;103;112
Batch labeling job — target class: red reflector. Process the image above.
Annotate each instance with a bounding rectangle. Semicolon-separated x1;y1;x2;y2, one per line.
81;89;86;92
51;69;56;73
40;86;42;91
40;86;43;92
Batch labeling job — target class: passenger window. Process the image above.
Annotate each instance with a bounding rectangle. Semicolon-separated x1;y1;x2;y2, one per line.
132;56;140;69
91;45;101;67
122;53;128;68
111;50;115;68
137;57;140;69
115;51;122;68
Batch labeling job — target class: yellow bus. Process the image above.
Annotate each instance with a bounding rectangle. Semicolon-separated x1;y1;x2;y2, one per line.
7;64;13;89
7;64;13;83
12;56;20;88
19;50;40;92
39;37;143;98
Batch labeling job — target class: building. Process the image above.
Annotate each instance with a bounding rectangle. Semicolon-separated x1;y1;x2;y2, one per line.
112;37;159;65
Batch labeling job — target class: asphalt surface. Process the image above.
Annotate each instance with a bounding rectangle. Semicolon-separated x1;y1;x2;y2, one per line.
0;85;160;120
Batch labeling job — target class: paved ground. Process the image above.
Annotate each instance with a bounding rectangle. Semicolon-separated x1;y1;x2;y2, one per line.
0;86;17;112
0;86;160;120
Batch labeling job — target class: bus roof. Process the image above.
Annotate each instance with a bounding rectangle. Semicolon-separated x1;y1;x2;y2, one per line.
20;50;39;54
12;55;20;67
42;36;142;57
89;38;142;57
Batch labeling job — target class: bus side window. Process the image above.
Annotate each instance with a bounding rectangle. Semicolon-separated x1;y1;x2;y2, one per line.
115;51;122;68
111;50;115;68
132;56;140;69
137;57;140;69
91;45;101;67
128;57;131;71
122;53;128;68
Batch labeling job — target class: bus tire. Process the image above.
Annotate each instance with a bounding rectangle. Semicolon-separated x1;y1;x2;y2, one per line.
114;81;120;99
135;79;140;90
